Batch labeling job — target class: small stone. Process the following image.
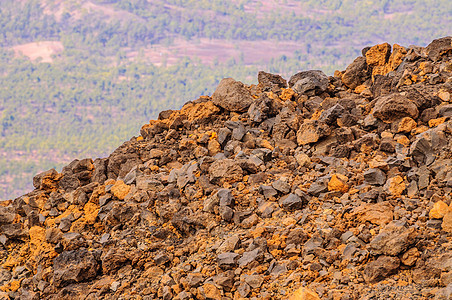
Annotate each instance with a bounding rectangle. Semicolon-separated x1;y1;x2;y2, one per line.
429;201;451;219
297;120;331;145
217;188;234;207
438;91;451;102
369;221;417;256
259;185;278;199
238;282;251;297
295;152;311;167
328;174;349;193
219;206;234;222
238;248;262;268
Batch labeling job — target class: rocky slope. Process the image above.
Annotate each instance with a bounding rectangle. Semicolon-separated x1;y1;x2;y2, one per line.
1;37;452;300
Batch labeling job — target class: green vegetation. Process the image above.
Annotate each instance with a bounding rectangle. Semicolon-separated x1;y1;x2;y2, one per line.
0;0;451;199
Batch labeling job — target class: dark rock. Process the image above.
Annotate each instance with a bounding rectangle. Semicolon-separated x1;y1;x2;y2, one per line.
363;256;400;283
371;75;394;97
58;175;80;192
259;185;278;199
289;70;329;96
373;94;419;123
438;104;452;118
238;248;263;268
364;168;387;185
219;206;234;222
410;136;435;165
319;104;345;126
217;189;234;207
53;248;99;287
212;78;253;112
342;56;370;89
217;252;239;269
102;248;129;274
286;228;308;245
186;272;204;288
425;36;452;61
258;71;287;91
279;193;303;211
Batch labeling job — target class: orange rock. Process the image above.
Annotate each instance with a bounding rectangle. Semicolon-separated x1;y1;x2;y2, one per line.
111;180;131;200
397;117;417;133
386;175;405;197
180;100;220;122
438;91;451;102
354;85;367;94
351;202;394;226
203;282;221;299
429;117;447;127
208;139;221;156
84;202;99;225
280;88;296;101
387;44;408;71
328;174;349;193
366;43;391;67
288;287;321;300
429;200;451;219
442;211;452;233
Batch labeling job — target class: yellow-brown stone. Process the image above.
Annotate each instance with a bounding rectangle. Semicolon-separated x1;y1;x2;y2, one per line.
203;282;221;299
289;287;321;300
397;117;417;133
84;202;99;225
366;43;391;67
111;180;131;200
442;211;452;233
387;175;405;197
429;117;447;128
429;200;451;219
328;174;349;193
180;100;220;122
280;88;296;101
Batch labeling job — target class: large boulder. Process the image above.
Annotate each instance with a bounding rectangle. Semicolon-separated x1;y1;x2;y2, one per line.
212;78;253;112
373;94;419;123
425;36;452;61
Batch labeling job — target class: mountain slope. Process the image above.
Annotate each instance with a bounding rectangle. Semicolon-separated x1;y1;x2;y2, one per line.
0;37;451;299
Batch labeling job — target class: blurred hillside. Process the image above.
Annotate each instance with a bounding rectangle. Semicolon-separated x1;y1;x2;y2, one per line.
1;0;451;199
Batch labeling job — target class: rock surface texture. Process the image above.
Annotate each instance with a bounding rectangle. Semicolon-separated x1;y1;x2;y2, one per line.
1;37;452;300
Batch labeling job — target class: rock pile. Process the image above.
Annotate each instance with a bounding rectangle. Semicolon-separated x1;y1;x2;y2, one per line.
1;37;452;300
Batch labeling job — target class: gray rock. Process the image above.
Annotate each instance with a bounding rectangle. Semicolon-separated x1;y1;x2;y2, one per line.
303;235;323;255
279;193;303;211
232;124;246;141
218;127;232;145
212;78;253;112
238;248;263;268
410;136;435;165
203;196;219;213
186;272;204;288
0;207;16;224
217;189;234;207
438;104;452;117
425;36;452;61
364;168;387;185
258;71;287;91
219;206;234;222
272;179;291;194
289;70;329;96
244;274;264;289
319;104;345;125
209;159;243;184
217;252;239;269
154;253;170;265
259;185;278;199
238;282;251;297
